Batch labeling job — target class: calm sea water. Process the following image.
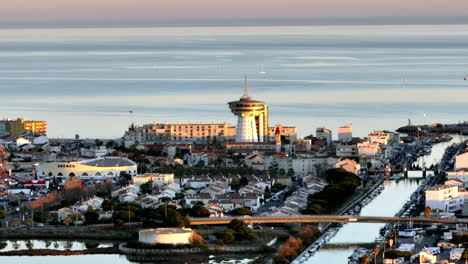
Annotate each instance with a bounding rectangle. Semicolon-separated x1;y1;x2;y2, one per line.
1;25;468;138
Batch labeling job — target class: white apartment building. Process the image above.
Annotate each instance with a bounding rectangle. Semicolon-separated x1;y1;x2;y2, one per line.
123;121;236;147
367;131;390;145
336;144;358;157
425;185;464;213
316;127;332;146
338;124;352;141
357;141;381;157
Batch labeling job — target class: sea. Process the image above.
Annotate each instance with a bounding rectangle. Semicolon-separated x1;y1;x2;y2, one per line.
1;24;468;139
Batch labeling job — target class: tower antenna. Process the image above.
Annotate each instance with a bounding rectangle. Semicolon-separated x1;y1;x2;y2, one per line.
242;73;249;98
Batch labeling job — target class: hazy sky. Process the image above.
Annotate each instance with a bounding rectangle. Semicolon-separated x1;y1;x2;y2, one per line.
2;0;468;25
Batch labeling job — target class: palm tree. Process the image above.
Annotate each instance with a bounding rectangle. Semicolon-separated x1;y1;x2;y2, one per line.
25;218;33;229
64;215;73;228
11;218;20;228
360;254;371;264
372;247;380;264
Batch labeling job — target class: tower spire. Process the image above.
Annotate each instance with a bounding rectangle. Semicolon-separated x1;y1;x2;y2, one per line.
242;73;249;98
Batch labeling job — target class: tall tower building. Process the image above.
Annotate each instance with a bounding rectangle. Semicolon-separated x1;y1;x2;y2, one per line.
228;75;268;142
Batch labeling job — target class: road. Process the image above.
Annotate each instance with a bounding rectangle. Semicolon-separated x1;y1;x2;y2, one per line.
189;215;468;226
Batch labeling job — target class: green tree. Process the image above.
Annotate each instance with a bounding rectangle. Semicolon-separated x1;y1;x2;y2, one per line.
229;207;253;216
189;204;210;217
240;176;249;187
119;171;132;186
11;218;20;228
230;178;240;191
160;197;171;203
140;180;153;194
84;206;100;225
221;229;236;244
0;209;7;221
25;218;33;229
64;215;74;228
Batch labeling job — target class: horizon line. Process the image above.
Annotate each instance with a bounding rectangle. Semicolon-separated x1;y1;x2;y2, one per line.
2;16;468;29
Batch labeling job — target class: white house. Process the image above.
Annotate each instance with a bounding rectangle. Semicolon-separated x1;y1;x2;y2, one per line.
133;173;174;186
244;152;266;170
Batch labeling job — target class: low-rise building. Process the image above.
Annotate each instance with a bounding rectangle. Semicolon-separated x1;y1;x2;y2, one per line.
336;158;360;175
244;152;266;170
133;173;174;186
37;156;137;179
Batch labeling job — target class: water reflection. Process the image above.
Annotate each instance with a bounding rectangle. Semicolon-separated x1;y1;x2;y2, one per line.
305;179;421;263
0;240;113;252
413;134;467;168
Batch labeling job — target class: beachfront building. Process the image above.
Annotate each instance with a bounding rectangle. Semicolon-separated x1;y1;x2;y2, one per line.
36;156;137;179
338;124;352;141
316;127;332;146
228;76;269;142
425;185;464;213
123;121;236;147
0;118;47;136
122;76;296;147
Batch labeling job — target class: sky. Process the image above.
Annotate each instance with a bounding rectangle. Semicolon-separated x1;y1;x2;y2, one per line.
2;0;468;26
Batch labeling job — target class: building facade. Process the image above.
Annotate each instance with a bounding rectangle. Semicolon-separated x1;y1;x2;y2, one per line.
228;75;269;142
316;127;332;146
425;185;464;213
0;118;47;136
338;124;352;141
36;156;137;179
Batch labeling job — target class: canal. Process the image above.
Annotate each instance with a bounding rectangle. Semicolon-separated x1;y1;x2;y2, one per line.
302;135;463;264
303;179;421;264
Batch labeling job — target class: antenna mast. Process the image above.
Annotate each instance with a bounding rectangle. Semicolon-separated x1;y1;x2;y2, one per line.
242;73;249;98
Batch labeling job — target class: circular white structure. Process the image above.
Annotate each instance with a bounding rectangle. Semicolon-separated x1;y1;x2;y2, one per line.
138;228;193;245
228;75;268;143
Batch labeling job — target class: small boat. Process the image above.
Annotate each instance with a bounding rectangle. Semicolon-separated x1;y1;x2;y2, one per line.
259;64;267;74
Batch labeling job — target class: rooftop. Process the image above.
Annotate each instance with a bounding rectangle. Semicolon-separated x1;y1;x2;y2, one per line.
77;156;137;167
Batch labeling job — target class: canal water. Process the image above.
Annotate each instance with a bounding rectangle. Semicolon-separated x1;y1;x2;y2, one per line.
413;134;467;168
303;179;421;264
304;136;462;264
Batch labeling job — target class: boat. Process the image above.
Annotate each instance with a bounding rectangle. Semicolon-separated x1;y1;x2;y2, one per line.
259;64;267;74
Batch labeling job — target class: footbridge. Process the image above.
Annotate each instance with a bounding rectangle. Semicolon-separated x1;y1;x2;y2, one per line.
190;215;468;226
